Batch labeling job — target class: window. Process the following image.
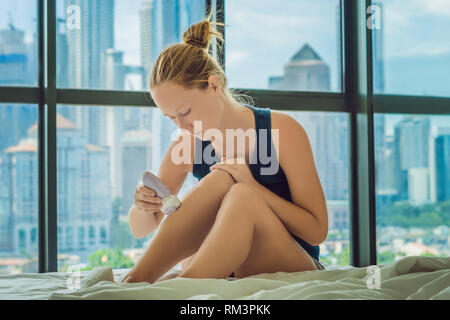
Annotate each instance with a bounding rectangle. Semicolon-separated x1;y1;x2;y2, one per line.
57;226;62;245
2;1;446;272
100;226;107;245
31;227;37;246
372;0;450;97
375;114;450;264
52;105;350;269
65;226;74;251
0;1;38;86
225;0;342;92
55;104;198;270
287;111;350;265
89;225;95;246
56;0;206;90
0;104;38;274
78;226;85;249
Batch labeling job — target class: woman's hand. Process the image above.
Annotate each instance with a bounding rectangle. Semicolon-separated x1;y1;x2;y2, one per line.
120;270;148;284
134;184;163;215
120;272;132;283
210;156;258;187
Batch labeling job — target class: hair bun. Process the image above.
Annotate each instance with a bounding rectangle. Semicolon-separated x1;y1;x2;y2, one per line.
182;19;211;50
186;37;206;49
182;11;225;51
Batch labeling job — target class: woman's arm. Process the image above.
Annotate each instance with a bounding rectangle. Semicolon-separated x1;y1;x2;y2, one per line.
128;205;165;239
128;132;194;238
248;111;328;246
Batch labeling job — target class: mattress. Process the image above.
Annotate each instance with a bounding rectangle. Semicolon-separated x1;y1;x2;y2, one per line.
0;255;448;300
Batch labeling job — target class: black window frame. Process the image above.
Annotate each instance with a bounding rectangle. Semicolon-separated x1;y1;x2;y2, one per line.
0;0;448;272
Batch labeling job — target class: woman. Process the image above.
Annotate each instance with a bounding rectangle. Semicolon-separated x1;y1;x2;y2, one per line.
121;10;328;284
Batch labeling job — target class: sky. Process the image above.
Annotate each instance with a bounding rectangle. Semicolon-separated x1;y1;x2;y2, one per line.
1;0;449;134
224;0;341;91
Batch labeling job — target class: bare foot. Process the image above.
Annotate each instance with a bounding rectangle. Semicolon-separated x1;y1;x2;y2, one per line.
155;271;182;283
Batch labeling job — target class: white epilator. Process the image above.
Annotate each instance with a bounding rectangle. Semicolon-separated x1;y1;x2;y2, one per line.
142;170;181;216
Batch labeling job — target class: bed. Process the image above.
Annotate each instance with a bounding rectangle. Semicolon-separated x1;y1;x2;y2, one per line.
0;255;448;300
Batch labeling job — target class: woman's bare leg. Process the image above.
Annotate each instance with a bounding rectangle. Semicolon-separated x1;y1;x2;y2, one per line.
123;169;236;284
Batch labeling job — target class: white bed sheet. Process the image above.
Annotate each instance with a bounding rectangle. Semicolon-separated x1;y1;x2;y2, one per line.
0;255;448;300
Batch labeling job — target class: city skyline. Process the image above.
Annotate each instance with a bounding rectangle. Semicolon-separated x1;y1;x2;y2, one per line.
0;0;448;273
1;1;449;133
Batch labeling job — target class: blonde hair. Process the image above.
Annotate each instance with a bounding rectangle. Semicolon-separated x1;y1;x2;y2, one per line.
149;9;254;107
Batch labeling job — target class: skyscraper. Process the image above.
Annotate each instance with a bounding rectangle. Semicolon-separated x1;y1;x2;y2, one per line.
140;0;205;196
372;1;385;94
0;26;28;85
1;114;112;258
0;24;37;154
267;43;348;201
282;43;330;91
371;1;386;196
435;133;450;202
140;0;155;84
393;116;431;200
121;129;152;216
64;0;115;146
395;116;430;170
65;0;114;89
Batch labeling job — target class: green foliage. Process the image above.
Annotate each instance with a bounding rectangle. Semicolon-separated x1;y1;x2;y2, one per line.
336;246;350;265
81;247;134;271
378;200;449;229
320;256;332;266
320;245;350;266
111;218;135;249
19;248;33;260
378;251;395;264
110;195;148;250
420;252;437;257
325;232;339;241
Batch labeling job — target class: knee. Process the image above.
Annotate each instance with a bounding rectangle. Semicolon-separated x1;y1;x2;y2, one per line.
201;167;236;187
218;183;258;218
224;183;255;202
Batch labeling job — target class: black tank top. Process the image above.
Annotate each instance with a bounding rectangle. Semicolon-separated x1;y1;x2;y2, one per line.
192;104;320;261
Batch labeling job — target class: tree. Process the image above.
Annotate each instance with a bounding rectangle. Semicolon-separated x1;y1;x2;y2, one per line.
110;196;137;249
81;247;134;271
336;246;350;265
378;200;449;229
320;245;350;266
420;252;437;257
378;251;395;264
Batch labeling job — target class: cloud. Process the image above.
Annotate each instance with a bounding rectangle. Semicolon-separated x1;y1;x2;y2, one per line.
226;50;250;68
115;0;141;65
417;0;450;17
379;0;450;58
224;0;341;90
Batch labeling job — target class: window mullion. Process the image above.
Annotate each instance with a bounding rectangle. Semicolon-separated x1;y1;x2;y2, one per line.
216;0;225;72
345;0;377;268
38;0;45;274
41;0;58;273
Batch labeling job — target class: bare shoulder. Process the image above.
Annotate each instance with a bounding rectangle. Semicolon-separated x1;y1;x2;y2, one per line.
270;109;307;138
269;109;310;157
270;109;292;128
